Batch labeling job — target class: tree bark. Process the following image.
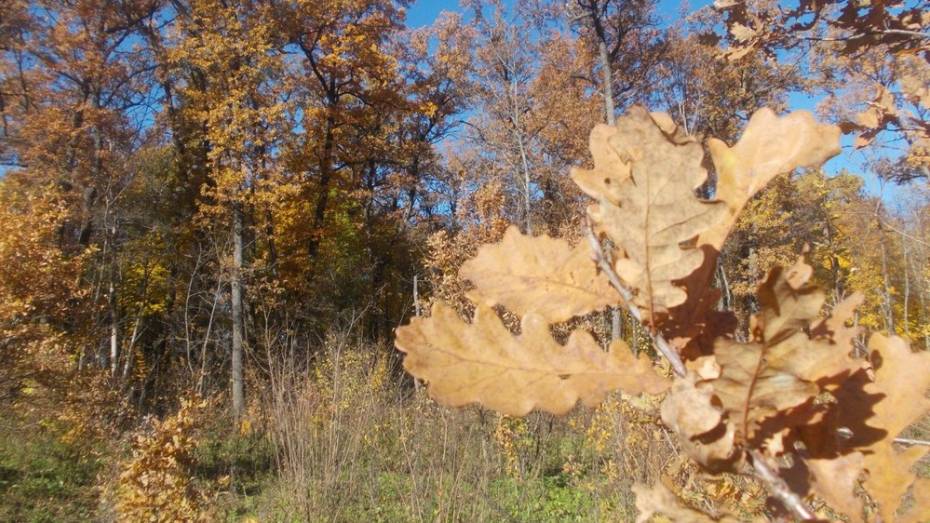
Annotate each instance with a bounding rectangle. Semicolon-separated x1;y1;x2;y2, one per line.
590;7;620;338
109;277;119;378
598;38;615;126
308;113;335;260
231;201;245;418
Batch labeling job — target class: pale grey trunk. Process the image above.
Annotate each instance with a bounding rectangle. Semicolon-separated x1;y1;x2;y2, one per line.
508;73;533;235
109;278;119;377
231;203;245;417
517;131;533;235
879;235;895;333
121;316;141;382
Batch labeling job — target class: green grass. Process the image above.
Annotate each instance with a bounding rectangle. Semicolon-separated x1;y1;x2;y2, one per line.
0;417;103;523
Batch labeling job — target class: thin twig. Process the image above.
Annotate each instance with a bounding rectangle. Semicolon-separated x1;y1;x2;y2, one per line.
799;28;930;43
585;222;688;378
749;450;815;521
894;437;930;447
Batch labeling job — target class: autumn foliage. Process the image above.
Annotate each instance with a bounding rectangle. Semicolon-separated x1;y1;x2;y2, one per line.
0;0;928;519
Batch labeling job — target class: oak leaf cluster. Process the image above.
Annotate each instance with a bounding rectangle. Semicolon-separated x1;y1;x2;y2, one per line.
395;106;930;521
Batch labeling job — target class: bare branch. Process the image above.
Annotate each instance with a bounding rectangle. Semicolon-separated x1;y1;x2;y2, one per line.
749;450;815;521
894;437;930;447
586;220;688;378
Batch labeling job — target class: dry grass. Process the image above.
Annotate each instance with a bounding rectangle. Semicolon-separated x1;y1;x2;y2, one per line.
241;330;683;522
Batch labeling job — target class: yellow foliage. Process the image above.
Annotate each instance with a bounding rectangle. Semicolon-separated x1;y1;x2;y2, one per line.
116;398;213;522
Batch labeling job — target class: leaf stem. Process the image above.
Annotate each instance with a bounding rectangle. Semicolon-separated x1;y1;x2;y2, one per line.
749;450;815;521
585;222;688;378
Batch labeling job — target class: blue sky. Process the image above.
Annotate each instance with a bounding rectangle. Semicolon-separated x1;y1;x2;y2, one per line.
406;0;905;201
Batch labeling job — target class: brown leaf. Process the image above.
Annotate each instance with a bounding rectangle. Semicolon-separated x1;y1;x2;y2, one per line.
860;334;930;523
707;258;854;442
898;56;930;109
662;251;739;359
459;226;618;323
570;124;630;204
811;293;864;356
866;334;930;444
807;453;865;523
661;373;736;469
634;481;743;523
649;111;694;145
900;478;930;523
704;109;841;250
395;302;669;416
730;22;757;42
575;106;727;320
662;109;839;357
711;337;819;442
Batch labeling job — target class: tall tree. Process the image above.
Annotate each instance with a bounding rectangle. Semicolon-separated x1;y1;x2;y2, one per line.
170;0;286;415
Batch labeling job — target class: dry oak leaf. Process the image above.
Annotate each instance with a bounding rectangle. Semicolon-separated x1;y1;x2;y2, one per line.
660;373;736;470
633;481;744;523
641;108;839;353
649;111;695;145
704;109;841;250
810;293;864;361
707;259;855;442
570;123;630;204
807;453;866;523
898;56;930;109
900;478;930;523
576;106;727;319
860;334;930;523
459;226;618;323
395;302;669;416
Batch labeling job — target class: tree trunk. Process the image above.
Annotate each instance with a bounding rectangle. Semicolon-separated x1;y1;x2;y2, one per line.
515;129;533;235
309;113;336;260
592;15;620;339
598;38;615;126
902;238;910;336
231;202;245;417
109;277;119;377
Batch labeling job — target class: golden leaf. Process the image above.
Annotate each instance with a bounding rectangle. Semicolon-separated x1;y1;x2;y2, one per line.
704;109;841;250
395;302;669;416
574;106;727;320
459;226;618;323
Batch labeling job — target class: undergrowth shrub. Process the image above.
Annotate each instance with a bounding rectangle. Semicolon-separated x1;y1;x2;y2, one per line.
115;398;214;522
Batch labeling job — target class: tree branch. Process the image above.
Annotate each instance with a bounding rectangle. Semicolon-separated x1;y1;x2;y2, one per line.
749;450;815;521
586;220;688;378
894;437;930;447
